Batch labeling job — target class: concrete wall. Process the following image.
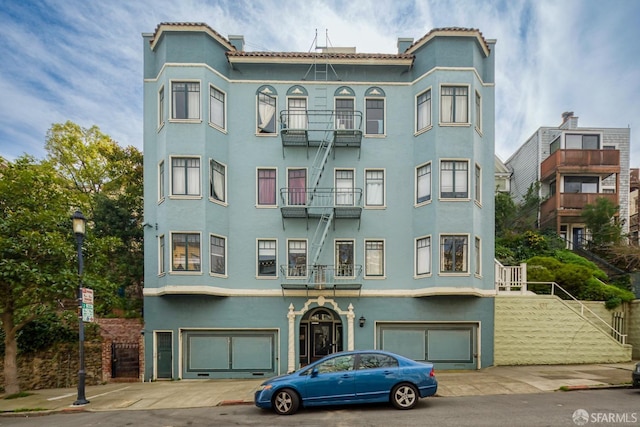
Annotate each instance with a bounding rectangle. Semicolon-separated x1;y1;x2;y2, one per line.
495;295;632;365
628;300;640;359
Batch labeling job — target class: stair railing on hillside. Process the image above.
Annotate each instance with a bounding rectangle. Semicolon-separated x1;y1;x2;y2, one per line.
567;236;627;277
527;281;627;345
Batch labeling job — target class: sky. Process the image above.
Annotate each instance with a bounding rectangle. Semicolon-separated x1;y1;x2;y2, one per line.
0;0;639;167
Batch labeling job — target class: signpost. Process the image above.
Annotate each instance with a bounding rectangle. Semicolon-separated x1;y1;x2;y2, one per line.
81;288;94;323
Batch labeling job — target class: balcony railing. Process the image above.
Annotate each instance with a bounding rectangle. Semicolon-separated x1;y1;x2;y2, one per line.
280;110;363;148
280;187;363;219
541;149;620;181
280;264;363;295
541;193;619;220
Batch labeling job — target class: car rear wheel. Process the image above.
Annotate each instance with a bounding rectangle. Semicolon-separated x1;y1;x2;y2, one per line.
391;383;419;410
272;388;300;415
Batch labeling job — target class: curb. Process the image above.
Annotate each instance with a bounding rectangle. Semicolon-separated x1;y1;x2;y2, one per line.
560;384;631;392
219;400;253;406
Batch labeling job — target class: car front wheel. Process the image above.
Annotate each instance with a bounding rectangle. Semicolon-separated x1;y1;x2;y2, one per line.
391;383;419;410
272;388;300;415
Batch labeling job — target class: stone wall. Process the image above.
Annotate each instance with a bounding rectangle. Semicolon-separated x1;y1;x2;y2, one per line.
628;301;640;359
495;295;633;365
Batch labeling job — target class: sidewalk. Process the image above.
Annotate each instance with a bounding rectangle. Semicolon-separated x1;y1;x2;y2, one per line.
1;362;637;415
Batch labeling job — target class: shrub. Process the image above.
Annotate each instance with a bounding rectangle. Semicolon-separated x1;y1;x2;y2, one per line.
553;250;608;281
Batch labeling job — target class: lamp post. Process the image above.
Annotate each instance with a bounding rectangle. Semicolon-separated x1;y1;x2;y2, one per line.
72;210;89;406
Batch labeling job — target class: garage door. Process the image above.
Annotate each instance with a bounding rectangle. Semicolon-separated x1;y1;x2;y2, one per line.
182;330;277;379
378;323;477;370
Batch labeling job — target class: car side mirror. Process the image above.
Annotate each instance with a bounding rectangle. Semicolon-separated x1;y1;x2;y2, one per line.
311;367;319;378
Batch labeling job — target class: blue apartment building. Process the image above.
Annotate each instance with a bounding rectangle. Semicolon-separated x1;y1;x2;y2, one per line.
142;23;496;380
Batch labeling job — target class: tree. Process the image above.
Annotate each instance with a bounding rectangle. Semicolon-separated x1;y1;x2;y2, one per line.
0;157;77;394
495;192;517;238
581;197;623;247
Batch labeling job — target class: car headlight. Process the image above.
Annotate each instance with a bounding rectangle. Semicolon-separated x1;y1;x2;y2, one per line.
258;384;273;391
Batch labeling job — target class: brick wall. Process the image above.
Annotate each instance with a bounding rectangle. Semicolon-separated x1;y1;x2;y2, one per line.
495;295;633;365
96;318;144;382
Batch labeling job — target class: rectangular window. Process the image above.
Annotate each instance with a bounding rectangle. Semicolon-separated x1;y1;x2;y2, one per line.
288;240;307;277
365;99;384;135
158;160;165;201
172;81;200;120
335;99;354;130
441;86;468;123
416;89;432;131
365;169;384;206
336;240;355;277
564;176;598;193
440;160;468;199
257;168;276;206
158;235;165;275
475;164;481;204
210;159;226;203
158;86;165;127
210;235;226;275
365;240;384;277
416;236;431;276
172;233;201;272
440;235;468;273
475;237;481;276
475;91;481;131
258;239;277;277
565;134;600;150
171;157;200;196
288;169;306;206
335;169;355;206
209;86;225;129
257;93;276;134
287;98;307;129
416;163;432;204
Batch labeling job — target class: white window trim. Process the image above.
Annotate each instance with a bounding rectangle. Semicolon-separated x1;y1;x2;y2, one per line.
169;231;203;275
414;235;432;278
334;96;357;130
438;233;471;276
158;160;165;204
364;97;386;137
255;166;278;208
256;90;278;136
256;238;278;279
474;90;482;136
561;131;604;149
474;236;482;278
286;238;308;278
439;158;471;201
158;85;165;131
209;233;228;278
474;163;482;208
414;87;433;135
158;234;166;277
169;79;202;123
169;155;203;200
334;168;356;206
209;158;228;207
415;161;432;207
364;238;386;279
208;84;227;133
334;238;356;279
438;83;471;127
285;95;309;130
364;168;386;209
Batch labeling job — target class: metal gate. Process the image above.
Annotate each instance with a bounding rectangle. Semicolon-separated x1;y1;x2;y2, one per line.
111;342;140;378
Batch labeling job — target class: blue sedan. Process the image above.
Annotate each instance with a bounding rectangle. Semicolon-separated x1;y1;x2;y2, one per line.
255;350;437;415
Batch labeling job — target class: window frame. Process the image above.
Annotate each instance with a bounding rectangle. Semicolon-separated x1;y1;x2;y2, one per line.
209;159;227;205
210;233;227;277
285;96;308;130
415;88;432;134
256;167;277;207
158;160;165;203
335;97;356;130
440;84;469;125
257;238;278;279
364;239;385;278
439;159;469;200
158;234;165;276
474;163;482;206
364;168;385;208
474;236;482;277
364;97;385;136
257;87;277;135
335;239;356;278
475;90;482;134
287;239;308;278
439;234;469;275
170;232;202;273
170;80;201;122
158;85;165;130
209;84;226;131
416;162;432;205
287;167;308;206
415;235;432;277
170;156;202;198
335;168;356;206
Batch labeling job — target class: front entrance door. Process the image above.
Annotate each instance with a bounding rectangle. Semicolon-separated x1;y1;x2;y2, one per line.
572;227;584;249
300;308;343;366
156;331;172;379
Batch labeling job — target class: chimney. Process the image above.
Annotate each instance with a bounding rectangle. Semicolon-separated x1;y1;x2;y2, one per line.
397;37;414;53
228;35;244;51
560;111;579;129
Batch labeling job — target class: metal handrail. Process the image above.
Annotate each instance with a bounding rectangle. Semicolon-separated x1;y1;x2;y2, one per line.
279;264;363;285
279;187;363;208
280;109;363;131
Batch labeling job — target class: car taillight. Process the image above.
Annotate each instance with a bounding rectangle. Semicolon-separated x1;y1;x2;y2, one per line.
430;368;435;377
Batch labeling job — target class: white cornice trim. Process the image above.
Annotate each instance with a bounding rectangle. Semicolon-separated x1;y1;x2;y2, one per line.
228;56;413;66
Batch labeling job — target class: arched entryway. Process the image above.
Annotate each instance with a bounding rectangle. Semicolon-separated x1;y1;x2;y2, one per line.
299;307;343;366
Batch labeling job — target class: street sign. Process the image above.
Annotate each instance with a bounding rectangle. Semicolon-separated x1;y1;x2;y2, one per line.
81;288;94;322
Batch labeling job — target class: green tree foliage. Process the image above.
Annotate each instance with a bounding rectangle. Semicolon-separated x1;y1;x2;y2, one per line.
581;197;623;247
0;156;77;394
495;192;517;238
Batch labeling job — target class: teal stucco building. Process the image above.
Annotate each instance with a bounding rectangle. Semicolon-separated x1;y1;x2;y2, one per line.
142;23;496;380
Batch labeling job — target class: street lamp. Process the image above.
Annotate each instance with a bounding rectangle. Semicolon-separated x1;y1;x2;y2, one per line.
72;210;89;406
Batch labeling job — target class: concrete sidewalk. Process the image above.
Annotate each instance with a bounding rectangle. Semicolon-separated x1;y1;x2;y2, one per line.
1;362;637;416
